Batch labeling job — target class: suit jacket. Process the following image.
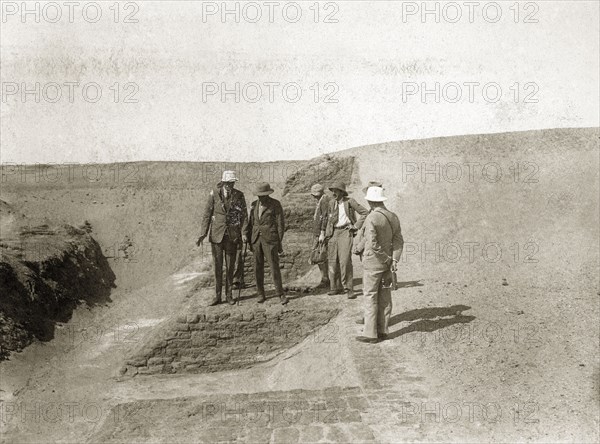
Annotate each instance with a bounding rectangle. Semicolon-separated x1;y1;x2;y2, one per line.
359;207;404;271
325;197;369;238
246;196;285;245
313;194;332;236
199;186;248;244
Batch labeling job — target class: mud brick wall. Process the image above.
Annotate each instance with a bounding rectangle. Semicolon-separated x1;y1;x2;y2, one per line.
122;303;339;377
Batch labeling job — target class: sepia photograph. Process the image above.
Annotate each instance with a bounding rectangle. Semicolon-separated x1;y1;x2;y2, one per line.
0;1;598;442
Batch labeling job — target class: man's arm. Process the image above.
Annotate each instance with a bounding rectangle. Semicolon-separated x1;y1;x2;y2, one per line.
318;197;329;240
365;214;387;264
350;198;369;230
392;215;404;264
276;200;285;242
197;190;214;244
240;192;249;242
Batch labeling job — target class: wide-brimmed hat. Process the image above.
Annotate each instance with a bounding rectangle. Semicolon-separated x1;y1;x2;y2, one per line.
365;186;387;202
362;180;383;194
254;182;275;196
221;170;238;183
328;182;348;196
310;184;325;196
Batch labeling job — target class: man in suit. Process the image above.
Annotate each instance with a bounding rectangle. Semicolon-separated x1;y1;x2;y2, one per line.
246;182;288;305
355;186;404;344
325;182;369;299
197;171;248;306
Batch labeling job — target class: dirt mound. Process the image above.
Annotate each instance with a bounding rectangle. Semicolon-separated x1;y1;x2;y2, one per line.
121;297;339;377
0;221;116;359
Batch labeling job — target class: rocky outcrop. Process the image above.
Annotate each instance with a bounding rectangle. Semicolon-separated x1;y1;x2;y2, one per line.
0;206;116;359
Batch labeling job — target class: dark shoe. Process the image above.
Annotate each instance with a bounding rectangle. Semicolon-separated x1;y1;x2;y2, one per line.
208;297;221;306
347;290;357;299
257;294;266;304
327;289;344;296
355;336;380;344
355;318;364;325
280;295;289;305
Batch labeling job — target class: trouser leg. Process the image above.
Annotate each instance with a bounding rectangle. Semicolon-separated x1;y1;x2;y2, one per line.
223;236;237;298
262;238;284;296
337;230;353;291
233;245;245;285
314;235;330;284
363;269;384;339
253;240;265;296
328;232;340;291
378;283;393;335
211;242;224;299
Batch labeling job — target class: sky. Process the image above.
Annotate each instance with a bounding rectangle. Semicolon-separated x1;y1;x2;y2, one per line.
1;1;599;164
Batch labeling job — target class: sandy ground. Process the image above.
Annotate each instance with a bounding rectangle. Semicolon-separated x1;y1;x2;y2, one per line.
1;129;598;442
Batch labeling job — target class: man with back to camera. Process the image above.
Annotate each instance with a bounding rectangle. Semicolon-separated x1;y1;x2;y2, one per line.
354;186;404;343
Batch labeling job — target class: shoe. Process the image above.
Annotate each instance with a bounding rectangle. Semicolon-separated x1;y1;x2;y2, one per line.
226;294;235;305
355;318;364;325
280;295;289;305
347;290;357;299
208;297;221;306
327;289;344;296
355;336;380;344
378;333;388;341
257;295;266;304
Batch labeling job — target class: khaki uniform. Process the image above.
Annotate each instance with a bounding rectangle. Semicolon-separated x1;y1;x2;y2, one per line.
359;207;403;338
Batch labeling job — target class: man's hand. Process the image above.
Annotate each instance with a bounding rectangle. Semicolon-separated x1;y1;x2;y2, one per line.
390;259;398;272
318;232;325;243
242;234;248;244
196;235;206;246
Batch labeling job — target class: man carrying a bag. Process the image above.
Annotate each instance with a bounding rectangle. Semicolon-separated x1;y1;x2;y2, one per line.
354;186;404;344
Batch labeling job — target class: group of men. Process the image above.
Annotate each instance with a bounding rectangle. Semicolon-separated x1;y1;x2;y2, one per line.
197;171;404;344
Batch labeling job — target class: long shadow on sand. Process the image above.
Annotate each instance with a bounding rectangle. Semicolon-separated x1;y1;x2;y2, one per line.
387;305;474;341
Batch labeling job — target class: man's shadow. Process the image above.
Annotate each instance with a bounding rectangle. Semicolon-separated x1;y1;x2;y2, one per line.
387;305;474;340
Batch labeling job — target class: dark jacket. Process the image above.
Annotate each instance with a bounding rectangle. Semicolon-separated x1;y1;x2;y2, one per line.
246;196;285;245
313;194;332;236
325;196;369;238
199;186;248;244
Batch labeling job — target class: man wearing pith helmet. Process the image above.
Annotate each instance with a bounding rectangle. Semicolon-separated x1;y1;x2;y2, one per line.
325;182;369;299
246;182;288;305
197;170;248;306
355;186;404;344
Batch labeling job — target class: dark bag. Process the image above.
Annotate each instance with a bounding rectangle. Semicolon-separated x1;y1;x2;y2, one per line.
309;242;328;265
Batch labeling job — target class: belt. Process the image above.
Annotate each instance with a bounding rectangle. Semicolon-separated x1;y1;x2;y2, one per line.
335;224;351;230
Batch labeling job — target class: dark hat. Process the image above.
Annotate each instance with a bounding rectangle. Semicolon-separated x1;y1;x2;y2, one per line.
254;182;275;196
362;181;383;194
328;182;348;196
